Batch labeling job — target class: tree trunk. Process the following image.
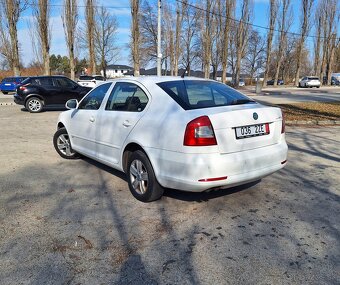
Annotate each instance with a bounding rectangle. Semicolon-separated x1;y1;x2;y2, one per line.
174;3;183;76
131;0;140;76
86;0;96;74
262;0;276;87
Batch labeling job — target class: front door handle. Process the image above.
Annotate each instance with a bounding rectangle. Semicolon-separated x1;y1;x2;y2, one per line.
123;120;132;127
89;116;95;122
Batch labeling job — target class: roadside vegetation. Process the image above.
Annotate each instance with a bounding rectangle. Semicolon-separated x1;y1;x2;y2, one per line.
279;102;340;121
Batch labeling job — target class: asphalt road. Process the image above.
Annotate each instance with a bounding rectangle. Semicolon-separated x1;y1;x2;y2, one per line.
0;106;339;285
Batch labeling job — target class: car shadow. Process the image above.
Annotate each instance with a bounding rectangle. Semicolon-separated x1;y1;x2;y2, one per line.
79;156;261;202
20;106;67;112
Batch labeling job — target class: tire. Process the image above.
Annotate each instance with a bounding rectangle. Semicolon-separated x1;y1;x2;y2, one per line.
2;91;8;94
25;97;43;113
53;127;79;159
127;150;164;202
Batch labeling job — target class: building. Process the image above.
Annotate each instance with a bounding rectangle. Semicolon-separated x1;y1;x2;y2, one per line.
104;65;133;78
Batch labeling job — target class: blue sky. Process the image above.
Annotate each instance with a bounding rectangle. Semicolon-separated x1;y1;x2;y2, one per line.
16;0;328;67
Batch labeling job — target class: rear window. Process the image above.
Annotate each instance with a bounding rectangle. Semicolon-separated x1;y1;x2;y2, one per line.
79;75;93;80
157;80;255;110
308;77;319;80
94;76;105;81
2;77;15;83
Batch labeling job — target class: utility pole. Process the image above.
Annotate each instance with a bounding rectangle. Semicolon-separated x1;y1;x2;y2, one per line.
157;0;162;76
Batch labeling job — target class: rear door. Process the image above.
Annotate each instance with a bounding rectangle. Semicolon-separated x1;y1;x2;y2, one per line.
31;77;59;105
96;82;149;165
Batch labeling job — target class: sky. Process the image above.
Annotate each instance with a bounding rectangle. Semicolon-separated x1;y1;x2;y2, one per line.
15;0;336;68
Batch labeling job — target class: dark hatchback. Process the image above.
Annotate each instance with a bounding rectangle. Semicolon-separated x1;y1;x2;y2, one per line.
14;76;92;113
0;76;27;94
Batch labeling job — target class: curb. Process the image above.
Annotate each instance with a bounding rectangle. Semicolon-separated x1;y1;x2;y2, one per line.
286;120;339;125
0;102;15;106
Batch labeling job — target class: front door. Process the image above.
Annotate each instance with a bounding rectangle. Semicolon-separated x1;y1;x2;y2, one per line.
68;83;112;158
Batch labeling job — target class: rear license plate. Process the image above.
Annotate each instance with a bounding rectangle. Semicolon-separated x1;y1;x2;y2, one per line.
235;123;269;139
5;83;11;86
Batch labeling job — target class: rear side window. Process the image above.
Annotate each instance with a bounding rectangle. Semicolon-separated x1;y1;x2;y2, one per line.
157;80;255;110
78;83;111;110
105;82;148;112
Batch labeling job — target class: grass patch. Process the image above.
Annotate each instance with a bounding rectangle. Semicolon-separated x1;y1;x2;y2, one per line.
277;102;340;121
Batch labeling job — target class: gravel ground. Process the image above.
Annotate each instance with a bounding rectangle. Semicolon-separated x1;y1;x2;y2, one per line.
0;106;339;285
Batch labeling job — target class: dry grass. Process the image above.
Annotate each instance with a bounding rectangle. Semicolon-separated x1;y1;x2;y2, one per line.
277;102;340;121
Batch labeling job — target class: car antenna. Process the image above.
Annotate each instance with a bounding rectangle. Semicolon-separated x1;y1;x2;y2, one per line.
181;64;189;78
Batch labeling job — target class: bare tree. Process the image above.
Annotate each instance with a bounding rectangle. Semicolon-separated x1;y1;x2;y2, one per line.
313;7;323;75
85;0;96;74
202;0;213;78
62;0;78;80
94;6;119;78
294;0;313;86
221;0;235;83
0;12;13;69
235;0;252;86
174;2;184;76
273;0;292;86
0;0;27;75
130;0;140;76
244;29;266;83
262;0;277;87
33;0;51;75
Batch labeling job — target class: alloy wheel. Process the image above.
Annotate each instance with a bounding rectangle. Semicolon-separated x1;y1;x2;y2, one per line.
129;159;149;195
57;134;75;157
28;99;42;112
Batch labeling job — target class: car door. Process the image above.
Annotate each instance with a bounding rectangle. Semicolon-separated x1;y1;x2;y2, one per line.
33;77;60;105
68;83;112;158
96;82;149;166
53;77;80;104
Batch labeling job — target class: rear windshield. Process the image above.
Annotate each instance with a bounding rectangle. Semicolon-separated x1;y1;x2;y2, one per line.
308;77;319;80
79;75;93;80
94;76;105;81
1;77;26;83
157;80;255;110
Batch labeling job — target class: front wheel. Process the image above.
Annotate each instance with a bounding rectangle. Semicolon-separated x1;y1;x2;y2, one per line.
127;150;164;202
26;97;43;113
53;127;79;159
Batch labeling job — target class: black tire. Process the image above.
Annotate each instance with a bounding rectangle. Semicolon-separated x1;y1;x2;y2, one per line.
127;150;164;202
53;127;79;159
2;91;8;94
25;97;43;113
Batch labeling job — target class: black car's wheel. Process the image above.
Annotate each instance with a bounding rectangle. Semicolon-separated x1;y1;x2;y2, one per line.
2;91;8;94
127;150;164;202
25;97;43;113
53;127;79;159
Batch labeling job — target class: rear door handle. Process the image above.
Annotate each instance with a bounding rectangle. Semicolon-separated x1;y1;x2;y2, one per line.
123;120;132;127
89;116;95;122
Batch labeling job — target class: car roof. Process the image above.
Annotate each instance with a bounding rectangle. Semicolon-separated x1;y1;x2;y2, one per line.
110;76;214;86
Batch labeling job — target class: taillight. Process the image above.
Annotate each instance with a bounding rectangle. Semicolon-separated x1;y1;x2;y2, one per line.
281;111;285;134
184;116;217;146
19;83;29;91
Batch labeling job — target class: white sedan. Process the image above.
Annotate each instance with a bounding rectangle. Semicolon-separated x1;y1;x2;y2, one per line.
299;76;321;88
53;77;288;202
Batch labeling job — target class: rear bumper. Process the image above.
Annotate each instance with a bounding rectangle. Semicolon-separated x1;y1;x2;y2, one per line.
146;141;288;192
14;94;24;105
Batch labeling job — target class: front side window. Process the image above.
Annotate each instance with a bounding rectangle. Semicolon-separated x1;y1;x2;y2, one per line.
106;82;148;112
78;83;111;110
157;80;255;110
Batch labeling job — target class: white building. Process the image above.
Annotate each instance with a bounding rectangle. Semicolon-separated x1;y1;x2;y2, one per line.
104;65;133;78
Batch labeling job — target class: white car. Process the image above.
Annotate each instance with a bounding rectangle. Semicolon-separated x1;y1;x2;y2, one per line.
77;75;106;88
299;76;321;88
53;77;288;202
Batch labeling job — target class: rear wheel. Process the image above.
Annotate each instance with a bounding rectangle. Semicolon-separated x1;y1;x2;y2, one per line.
53;127;79;159
26;97;43;113
127;150;164;202
2;91;8;94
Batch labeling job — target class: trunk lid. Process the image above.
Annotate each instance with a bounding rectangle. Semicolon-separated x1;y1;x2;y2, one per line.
207;104;283;154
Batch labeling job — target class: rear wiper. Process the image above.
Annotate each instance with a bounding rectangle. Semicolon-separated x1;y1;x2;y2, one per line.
229;99;255;105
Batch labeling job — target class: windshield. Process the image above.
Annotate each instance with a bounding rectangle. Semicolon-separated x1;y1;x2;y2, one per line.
157;80;255;110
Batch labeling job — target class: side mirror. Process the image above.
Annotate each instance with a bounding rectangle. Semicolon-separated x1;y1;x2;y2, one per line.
66;99;78;110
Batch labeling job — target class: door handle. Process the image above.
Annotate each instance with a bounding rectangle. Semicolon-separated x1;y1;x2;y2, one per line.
89;116;95;122
123;120;132;127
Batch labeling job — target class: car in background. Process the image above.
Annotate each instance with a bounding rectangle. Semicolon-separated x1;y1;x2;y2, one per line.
77;74;106;88
266;79;284;86
238;79;245;87
299;76;321;88
323;76;340;86
53;77;287;202
14;76;92;113
0;76;27;94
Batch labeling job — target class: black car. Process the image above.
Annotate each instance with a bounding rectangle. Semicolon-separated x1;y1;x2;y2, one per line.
267;79;284;86
14;76;92;113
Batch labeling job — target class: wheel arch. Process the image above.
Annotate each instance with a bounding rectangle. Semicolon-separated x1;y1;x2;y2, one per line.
24;94;45;105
